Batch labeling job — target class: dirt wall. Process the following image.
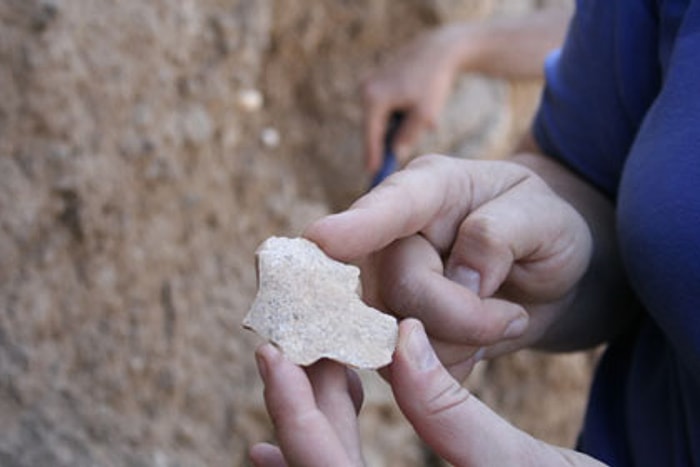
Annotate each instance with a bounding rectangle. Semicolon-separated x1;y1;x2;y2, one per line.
0;1;589;466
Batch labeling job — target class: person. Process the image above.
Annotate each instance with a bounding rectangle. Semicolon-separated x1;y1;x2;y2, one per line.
250;0;700;465
361;6;572;174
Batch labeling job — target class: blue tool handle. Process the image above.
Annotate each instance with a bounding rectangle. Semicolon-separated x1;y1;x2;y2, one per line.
370;112;404;189
370;151;397;189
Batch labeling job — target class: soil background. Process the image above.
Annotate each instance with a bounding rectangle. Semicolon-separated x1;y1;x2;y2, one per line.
0;1;596;466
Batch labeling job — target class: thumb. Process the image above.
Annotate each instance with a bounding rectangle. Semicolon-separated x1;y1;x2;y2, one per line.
389;319;536;466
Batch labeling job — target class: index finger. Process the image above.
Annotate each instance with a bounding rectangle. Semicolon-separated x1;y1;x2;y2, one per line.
256;345;356;466
304;155;470;262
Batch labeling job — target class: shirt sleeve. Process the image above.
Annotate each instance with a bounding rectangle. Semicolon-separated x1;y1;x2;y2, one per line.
533;0;660;198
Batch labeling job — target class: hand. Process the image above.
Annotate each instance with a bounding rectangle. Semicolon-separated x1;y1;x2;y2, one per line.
361;9;572;174
305;154;593;379
249;346;365;467
250;319;605;466
362;26;465;173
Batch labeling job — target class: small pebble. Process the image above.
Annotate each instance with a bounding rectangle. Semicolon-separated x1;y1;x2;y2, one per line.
237;89;263;112
260;127;280;148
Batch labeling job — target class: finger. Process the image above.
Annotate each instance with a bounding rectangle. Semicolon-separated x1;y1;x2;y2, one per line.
391;320;605;466
379;235;528;345
389;319;540;465
445;175;592;300
249;443;286;467
305;157;539;263
430;339;485;382
306;360;364;465
305;155;471;262
256;344;354;466
362;81;390;173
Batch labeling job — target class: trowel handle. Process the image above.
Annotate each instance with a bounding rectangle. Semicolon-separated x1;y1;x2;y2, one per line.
370;112;405;189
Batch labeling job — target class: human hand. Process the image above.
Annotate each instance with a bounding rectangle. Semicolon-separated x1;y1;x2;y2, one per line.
249;346;365;467
361;8;572;175
250;319;605;466
305;155;593;379
390;319;605;466
362;26;465;173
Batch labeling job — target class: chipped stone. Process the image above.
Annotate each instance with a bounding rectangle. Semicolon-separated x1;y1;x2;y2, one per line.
243;236;398;369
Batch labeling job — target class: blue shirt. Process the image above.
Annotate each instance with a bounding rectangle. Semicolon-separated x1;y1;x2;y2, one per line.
533;0;700;465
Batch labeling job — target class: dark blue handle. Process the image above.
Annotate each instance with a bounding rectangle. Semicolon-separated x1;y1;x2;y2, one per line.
370;112;404;189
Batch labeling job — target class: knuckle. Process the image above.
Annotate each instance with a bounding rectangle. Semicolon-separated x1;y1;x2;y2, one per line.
459;215;510;259
423;374;472;417
285;409;324;434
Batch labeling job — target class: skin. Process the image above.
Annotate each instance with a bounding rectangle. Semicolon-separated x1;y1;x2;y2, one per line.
304;153;636;377
250;320;606;467
249;150;638;465
362;7;572;173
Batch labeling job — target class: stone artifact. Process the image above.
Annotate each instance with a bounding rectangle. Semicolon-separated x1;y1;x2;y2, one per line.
243;236;398;369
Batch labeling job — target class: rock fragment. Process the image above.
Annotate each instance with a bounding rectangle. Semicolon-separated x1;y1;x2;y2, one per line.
259;127;280;148
237;89;263;112
243;236;398;369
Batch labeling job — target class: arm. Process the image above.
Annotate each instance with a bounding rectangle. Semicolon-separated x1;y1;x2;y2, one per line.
362;7;572;172
449;8;572;80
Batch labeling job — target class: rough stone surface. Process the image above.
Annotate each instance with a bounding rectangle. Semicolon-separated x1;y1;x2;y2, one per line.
244;237;397;369
0;0;587;466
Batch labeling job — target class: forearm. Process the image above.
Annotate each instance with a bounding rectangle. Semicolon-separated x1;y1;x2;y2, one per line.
511;142;641;351
443;7;572;80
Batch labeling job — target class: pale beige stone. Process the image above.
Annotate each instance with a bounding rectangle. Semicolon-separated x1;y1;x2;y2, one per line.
237;88;263;112
243;236;398;369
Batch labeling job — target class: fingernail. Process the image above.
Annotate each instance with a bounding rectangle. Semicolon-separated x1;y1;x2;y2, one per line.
503;315;528;339
403;322;440;371
255;344;278;383
447;266;481;295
